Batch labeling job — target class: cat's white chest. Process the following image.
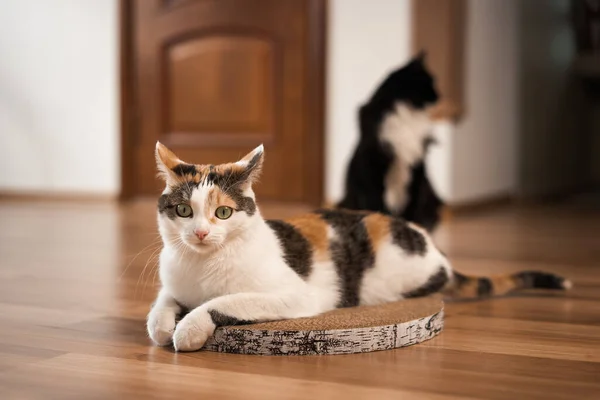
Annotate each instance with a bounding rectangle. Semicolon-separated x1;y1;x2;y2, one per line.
158;248;229;308
158;231;299;309
380;103;432;213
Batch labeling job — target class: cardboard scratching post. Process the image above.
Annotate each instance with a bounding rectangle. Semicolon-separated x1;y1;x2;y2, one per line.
204;295;444;355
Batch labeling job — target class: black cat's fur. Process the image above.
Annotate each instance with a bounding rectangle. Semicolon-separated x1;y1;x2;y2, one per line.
337;53;443;231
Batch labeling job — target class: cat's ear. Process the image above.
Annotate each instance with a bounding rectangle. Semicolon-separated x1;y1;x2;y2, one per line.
235;144;264;187
155;141;186;185
415;50;427;62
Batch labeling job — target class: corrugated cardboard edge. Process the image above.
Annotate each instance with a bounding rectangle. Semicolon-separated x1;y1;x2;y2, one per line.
204;296;444;356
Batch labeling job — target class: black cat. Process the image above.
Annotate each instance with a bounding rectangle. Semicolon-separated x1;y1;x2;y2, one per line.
337;52;443;231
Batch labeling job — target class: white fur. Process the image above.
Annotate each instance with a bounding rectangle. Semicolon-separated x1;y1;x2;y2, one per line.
380;103;433;213
361;223;450;306
304;226;342;311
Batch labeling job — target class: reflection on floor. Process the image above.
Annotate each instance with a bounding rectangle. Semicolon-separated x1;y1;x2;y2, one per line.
0;199;599;399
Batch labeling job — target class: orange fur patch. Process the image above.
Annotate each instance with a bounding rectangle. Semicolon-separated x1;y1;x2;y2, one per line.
363;213;391;252
451;274;519;298
206;187;238;222
212;162;245;176
286;214;330;262
490;275;518;295
156;142;180;170
452;278;479;298
180;172;201;184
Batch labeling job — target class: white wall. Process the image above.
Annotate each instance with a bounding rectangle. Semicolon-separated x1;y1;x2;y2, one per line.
0;0;119;195
449;0;519;203
326;0;413;204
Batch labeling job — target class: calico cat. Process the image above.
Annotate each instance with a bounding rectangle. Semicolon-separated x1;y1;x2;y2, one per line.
147;142;570;352
338;52;443;231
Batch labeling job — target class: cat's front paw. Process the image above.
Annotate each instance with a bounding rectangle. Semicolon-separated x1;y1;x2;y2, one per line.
172;308;215;352
147;308;176;346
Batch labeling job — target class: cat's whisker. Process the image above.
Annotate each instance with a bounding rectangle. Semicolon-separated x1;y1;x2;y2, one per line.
141;260;159;299
142;252;162;299
135;244;163;301
118;238;163;282
150;257;162;289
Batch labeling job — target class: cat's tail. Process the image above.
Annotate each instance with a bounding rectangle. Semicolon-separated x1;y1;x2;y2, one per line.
445;270;572;299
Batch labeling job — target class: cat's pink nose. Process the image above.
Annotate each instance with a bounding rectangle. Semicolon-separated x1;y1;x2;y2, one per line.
194;229;209;241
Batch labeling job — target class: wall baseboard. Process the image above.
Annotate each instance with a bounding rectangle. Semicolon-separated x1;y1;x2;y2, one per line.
0;190;117;203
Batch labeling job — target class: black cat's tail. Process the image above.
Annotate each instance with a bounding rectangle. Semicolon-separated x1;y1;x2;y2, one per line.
445;270;572;299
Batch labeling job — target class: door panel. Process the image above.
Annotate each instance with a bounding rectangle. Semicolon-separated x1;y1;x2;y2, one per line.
123;0;325;203
167;34;274;136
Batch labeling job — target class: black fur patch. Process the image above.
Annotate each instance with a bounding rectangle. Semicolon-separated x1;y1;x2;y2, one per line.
402;267;449;298
367;54;439;111
316;209;375;308
158;194;170;214
389;218;427;255
400;161;443;232
246;151;263;170
452;271;470;287
452;271;494;297
477;278;493;297
337;138;395;213
208;310;252;327
157;181;197;220
171;163;197;177
227;187;256;216
514;271;565;290
210;153;262;190
266;220;312;277
206;171;233;187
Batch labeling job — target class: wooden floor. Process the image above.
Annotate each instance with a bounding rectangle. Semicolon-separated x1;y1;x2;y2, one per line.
0;199;599;399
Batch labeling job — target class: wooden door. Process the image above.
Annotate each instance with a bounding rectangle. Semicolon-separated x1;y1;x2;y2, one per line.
121;0;325;204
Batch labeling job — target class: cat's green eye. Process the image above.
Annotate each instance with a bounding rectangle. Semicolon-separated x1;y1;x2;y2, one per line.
215;206;233;220
175;204;193;218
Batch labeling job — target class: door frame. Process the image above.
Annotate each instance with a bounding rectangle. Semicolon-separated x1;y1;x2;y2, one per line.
412;0;467;121
119;0;327;205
